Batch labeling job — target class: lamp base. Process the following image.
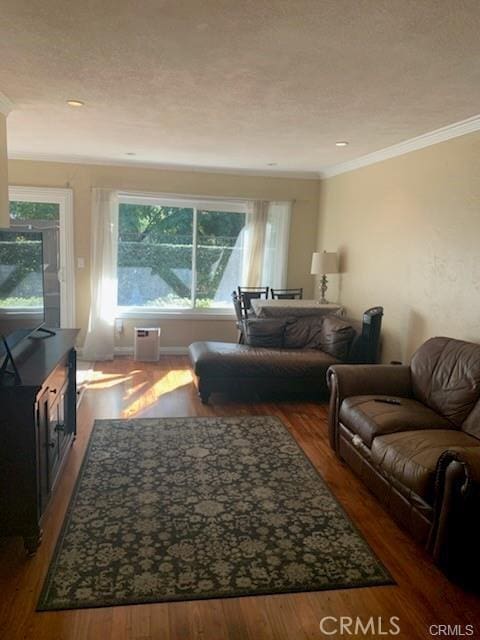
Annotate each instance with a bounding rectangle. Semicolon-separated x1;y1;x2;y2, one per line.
319;274;329;304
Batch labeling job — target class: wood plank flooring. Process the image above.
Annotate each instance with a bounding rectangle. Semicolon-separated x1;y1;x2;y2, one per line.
1;356;479;640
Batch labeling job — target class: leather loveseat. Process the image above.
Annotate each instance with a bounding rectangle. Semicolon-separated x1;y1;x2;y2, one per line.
189;307;383;404
327;336;480;579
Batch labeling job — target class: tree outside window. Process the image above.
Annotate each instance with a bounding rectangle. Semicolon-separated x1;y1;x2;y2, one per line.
117;201;246;309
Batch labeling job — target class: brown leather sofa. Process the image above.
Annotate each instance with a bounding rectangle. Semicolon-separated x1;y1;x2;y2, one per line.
189;307;383;403
327;336;480;580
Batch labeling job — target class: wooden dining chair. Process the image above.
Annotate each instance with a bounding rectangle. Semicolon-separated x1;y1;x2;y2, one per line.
237;286;270;313
271;288;303;300
231;291;247;343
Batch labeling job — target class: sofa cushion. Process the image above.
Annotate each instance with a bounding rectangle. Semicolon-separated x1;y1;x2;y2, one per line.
410;337;480;427
189;341;340;379
339;395;453;448
244;318;286;348
371;430;480;505
283;316;324;349
318;316;356;360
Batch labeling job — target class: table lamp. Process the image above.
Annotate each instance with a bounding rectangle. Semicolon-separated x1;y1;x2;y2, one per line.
310;251;339;303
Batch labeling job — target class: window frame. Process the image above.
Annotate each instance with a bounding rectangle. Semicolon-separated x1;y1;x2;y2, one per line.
116;193;247;318
7;186;76;328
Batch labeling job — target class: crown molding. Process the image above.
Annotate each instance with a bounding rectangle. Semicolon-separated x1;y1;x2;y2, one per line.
0;91;14;116
319;113;480;178
7;151;319;180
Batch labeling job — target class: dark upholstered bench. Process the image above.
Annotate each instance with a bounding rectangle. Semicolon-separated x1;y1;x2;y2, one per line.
189;308;383;403
189;340;340;403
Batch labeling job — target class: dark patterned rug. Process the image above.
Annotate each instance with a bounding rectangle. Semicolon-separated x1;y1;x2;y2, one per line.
38;416;392;610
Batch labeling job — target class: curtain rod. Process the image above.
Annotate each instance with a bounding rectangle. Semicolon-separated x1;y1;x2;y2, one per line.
93;188;295;205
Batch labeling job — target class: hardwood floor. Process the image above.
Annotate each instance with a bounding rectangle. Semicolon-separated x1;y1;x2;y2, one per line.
1;356;479;640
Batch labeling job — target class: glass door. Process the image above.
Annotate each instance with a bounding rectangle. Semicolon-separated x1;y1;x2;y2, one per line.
9;201;61;327
8;187;75;328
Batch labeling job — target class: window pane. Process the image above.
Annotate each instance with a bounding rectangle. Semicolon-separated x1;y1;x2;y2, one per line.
118;204;193;308
196;210;246;308
0;231;44;308
9;201;60;221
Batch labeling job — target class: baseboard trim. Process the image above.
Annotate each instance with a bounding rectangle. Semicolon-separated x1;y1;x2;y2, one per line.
114;346;189;356
76;346;189;358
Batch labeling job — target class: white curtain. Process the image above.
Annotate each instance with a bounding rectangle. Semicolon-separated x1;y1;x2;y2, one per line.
244;200;269;286
242;200;291;288
262;201;292;289
82;189;118;361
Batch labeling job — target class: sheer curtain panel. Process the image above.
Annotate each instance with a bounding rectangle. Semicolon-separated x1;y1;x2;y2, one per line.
244;200;269;286
262;201;291;289
82;189;119;361
243;200;291;288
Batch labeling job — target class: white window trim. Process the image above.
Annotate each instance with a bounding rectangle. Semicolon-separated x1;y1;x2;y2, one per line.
118;191;248;213
8;186;76;328
117;308;235;320
117;193;247;314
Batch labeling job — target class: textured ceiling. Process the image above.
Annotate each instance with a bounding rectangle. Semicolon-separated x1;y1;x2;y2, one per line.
1;0;480;176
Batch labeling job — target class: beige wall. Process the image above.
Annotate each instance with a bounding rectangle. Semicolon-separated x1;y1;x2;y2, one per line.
318;131;480;364
8;159;319;348
0;114;8;226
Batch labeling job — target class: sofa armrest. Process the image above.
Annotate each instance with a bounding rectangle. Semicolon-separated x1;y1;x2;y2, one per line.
429;447;480;579
436;447;480;495
327;364;412;453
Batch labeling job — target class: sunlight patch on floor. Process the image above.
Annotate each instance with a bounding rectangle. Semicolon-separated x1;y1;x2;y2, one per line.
122;369;194;418
86;371;134;389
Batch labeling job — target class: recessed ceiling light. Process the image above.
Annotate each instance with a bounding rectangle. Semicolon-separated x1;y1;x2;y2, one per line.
335;141;349;147
66;100;85;107
125;152;136;156
267;162;277;166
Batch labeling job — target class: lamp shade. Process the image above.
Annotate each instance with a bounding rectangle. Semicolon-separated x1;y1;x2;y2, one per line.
310;251;338;275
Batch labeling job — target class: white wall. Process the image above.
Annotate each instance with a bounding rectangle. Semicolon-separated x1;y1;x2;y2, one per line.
318;131;480;363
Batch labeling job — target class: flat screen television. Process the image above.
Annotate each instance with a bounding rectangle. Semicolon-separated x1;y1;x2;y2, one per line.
0;228;46;358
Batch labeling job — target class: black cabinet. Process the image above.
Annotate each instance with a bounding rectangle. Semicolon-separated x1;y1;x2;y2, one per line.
0;329;79;553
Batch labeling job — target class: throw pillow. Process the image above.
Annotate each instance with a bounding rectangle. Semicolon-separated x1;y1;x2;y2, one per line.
318;316;356;360
244;319;286;348
283;316;324;349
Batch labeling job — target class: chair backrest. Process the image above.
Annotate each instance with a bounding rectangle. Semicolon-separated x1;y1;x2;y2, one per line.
271;288;303;300
410;337;480;428
231;291;246;321
237;286;269;311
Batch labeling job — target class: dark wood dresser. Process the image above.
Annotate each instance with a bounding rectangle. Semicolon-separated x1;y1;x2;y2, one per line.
0;329;79;553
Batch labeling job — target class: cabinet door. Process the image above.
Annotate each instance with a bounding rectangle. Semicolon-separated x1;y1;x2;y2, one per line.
36;390;50;515
47;401;60;489
55;381;69;456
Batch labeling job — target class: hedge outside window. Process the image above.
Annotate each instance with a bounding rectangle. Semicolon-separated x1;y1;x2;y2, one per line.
117;197;247;310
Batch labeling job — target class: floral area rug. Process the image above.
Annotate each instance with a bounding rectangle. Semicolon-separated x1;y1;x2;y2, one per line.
38;416;392;610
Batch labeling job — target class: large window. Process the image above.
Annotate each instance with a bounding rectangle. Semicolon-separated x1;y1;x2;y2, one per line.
117;196;248;310
117;195;291;313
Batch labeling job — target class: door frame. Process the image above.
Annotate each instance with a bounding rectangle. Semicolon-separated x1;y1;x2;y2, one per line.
8;186;75;328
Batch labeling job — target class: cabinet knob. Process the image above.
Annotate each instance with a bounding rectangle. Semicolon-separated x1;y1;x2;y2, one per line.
50;388;57;394
48;441;56;449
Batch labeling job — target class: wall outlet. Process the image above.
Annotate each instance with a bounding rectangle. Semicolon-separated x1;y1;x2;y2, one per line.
115;318;124;334
77;257;85;269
